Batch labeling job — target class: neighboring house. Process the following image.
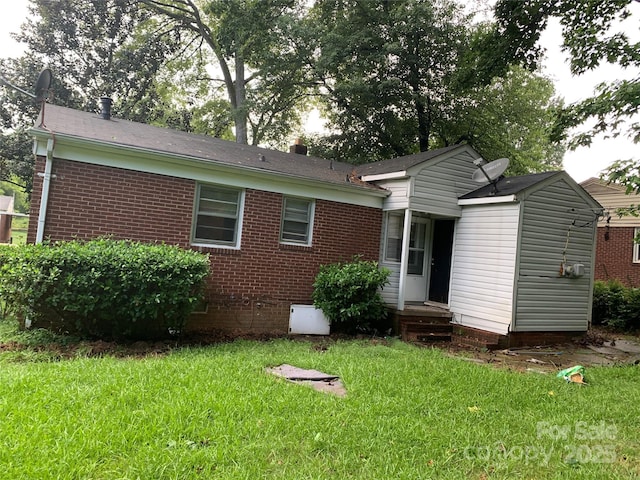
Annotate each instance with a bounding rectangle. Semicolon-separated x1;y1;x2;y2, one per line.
28;103;602;345
0;195;15;244
581;177;640;286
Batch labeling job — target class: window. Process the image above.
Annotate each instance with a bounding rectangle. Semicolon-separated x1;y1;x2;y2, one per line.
384;212;404;262
192;184;243;247
634;227;640;263
281;197;314;245
408;221;427;275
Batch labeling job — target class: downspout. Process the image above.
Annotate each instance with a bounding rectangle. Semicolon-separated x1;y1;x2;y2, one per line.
397;208;412;310
35;136;55;244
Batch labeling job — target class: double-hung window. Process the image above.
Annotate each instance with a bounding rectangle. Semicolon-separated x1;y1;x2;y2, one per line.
281;197;314;245
384;212;404;262
192;184;243;247
634;227;640;263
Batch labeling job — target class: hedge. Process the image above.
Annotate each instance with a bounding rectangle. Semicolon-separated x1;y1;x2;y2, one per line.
0;239;210;339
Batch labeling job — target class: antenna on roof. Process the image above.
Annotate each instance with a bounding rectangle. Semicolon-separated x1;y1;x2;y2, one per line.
33;68;53;127
471;157;509;194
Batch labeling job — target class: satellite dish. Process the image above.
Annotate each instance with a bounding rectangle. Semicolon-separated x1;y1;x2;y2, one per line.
471;157;510;183
34;68;52;103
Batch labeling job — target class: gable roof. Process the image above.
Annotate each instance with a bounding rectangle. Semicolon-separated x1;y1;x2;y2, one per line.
580;177;628;195
31;104;386;195
357;145;467;176
459;171;602;212
459;171;559;199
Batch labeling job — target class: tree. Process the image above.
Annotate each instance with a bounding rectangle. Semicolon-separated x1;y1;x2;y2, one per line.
303;0;563;174
1;0;313;193
139;0;312;146
493;0;639;174
435;65;564;175
0;0;192;193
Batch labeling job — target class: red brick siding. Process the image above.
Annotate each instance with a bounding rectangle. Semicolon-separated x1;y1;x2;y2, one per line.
594;226;640;287
29;157;383;333
28;157;194;245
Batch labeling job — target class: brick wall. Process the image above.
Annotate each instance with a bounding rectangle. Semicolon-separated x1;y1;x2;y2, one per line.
29;157;383;333
594;226;640;287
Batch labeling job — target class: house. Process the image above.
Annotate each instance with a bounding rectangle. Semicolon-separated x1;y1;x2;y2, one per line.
0;195;15;244
581;177;640;286
27;103;601;345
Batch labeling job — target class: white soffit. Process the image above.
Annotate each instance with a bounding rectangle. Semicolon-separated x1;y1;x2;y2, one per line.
458;195;517;206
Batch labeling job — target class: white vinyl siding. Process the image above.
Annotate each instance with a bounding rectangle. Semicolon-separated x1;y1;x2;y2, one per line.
514;179;596;331
379;212;402;304
281;197;314;245
192;183;244;248
376;179;410;211
449;203;520;335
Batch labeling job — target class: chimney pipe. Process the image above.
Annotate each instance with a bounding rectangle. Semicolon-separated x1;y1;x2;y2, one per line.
289;138;308;155
99;96;112;120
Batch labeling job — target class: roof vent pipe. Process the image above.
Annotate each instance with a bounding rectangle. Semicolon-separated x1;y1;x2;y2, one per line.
99;96;112;120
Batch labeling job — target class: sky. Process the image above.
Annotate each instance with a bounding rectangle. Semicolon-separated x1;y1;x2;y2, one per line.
0;0;638;183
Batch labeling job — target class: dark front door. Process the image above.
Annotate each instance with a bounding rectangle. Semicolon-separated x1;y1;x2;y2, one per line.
428;219;455;304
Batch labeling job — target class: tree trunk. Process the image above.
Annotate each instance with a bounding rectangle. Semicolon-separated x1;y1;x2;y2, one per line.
234;56;248;145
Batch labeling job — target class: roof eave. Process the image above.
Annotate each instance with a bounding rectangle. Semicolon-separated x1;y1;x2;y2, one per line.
30;128;390;200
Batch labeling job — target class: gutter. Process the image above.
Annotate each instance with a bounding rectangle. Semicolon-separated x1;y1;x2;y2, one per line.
35;136;55;244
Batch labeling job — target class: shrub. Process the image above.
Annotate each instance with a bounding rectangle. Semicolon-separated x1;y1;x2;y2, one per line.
312;257;390;333
591;279;640;331
0;239;210;339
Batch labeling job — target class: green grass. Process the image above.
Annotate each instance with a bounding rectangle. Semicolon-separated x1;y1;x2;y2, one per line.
0;322;638;479
9;215;28;245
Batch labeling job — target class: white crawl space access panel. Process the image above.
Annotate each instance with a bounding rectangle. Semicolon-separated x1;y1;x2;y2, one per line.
289;305;331;335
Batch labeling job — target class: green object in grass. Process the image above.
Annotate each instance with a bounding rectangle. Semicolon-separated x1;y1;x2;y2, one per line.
557;365;586;383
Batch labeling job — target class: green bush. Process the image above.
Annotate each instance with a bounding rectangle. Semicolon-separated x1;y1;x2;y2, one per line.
591;279;640;331
0;239;210;339
312;257;390;333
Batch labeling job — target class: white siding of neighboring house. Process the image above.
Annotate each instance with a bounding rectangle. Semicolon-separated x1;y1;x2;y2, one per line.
581;180;636;227
514;179;597;331
410;151;483;217
449;203;520;335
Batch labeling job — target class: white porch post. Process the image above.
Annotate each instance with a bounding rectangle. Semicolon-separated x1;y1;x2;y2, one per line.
397;208;412;310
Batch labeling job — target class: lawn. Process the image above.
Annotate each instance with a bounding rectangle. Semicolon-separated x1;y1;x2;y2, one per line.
9;215;28;245
0;322;638;479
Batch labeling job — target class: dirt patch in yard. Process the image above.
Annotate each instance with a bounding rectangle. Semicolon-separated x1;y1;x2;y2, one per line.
441;329;640;374
2;327;640;374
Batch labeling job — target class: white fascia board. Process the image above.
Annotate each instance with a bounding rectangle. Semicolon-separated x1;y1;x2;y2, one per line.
458;195;517;206
360;171;408;182
32;132;387;209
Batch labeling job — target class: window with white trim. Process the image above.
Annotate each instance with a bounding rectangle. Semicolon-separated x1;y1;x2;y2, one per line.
384;212;404;262
192;184;243;247
634;227;640;263
280;197;314;245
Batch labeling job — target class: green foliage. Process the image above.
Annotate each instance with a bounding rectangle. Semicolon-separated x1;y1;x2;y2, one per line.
305;0;563;172
0;239;210;339
0;177;29;212
592;279;640;331
495;0;639;153
312;257;390;333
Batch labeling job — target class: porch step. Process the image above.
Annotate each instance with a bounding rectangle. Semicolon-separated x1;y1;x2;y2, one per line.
400;319;453;343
